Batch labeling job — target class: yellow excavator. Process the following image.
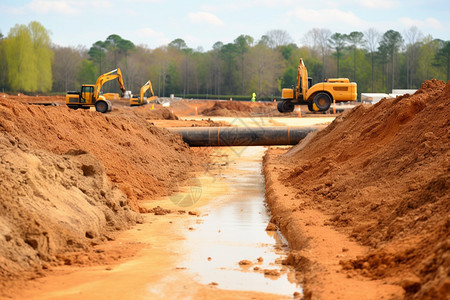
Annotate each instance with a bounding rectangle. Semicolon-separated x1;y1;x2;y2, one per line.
129;80;157;106
278;58;357;113
66;68;126;113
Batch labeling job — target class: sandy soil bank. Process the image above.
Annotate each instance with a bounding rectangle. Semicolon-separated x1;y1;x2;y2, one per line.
263;80;449;299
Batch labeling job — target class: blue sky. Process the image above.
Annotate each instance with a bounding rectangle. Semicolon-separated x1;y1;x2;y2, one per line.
1;0;449;51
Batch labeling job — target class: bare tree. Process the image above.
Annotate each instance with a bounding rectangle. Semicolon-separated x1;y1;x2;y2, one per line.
265;29;293;49
364;28;381;92
52;45;85;92
404;26;423;88
302;28;331;79
317;29;332;79
248;44;283;97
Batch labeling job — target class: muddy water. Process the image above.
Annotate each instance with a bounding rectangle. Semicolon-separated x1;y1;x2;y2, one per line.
21;146;300;300
181;146;300;296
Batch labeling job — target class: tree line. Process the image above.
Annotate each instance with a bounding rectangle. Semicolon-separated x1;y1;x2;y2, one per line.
0;22;449;99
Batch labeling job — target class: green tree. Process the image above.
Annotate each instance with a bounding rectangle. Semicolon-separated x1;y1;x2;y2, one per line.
219;43;238;94
329;33;347;77
77;60;97;85
234;34;254;94
105;34;135;69
419;35;439;80
379;30;404;91
347;31;365;82
88;41;107;75
0;30;7;91
434;40;450;81
29;21;53;92
169;38;188;50
4;22;53;92
4;24;36;91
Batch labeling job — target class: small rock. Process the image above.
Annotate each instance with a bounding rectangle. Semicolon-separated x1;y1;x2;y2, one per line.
265;222;277;231
400;275;422;294
264;269;280;277
238;260;252;266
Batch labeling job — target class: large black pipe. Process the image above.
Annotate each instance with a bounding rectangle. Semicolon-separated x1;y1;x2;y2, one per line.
167;126;317;147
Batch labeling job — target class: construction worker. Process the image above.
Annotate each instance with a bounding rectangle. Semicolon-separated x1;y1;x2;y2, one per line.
251;92;256;102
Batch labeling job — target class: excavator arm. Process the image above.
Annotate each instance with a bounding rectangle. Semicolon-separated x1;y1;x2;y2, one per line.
93;68;126;100
140;80;157;103
296;59;308;99
139;81;151;100
129;80;157;106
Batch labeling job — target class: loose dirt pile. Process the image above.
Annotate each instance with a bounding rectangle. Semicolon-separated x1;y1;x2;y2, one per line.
0;98;200;290
110;106;179;120
264;79;449;299
201;101;254;117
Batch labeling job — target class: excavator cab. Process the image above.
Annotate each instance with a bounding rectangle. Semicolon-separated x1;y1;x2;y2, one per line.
81;85;94;104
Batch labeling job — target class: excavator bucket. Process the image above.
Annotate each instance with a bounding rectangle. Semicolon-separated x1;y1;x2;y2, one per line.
147;95;158;103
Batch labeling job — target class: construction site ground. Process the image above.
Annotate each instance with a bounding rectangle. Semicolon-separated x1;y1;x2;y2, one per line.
0;80;448;300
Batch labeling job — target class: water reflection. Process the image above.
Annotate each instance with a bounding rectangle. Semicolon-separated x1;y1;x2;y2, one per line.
181;147;301;296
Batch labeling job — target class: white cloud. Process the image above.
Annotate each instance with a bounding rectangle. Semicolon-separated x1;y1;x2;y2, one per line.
26;0;113;15
91;0;112;9
28;0;79;15
289;8;364;27
251;0;295;7
126;0;163;2
399;17;443;30
188;11;224;26
137;27;165;38
358;0;398;9
136;27;170;46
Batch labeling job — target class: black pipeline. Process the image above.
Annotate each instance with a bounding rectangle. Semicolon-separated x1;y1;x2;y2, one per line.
167;126;318;147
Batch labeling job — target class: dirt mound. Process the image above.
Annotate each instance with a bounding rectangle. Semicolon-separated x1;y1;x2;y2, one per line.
266;79;449;299
111;106;179;120
201;101;253;117
0;145;142;282
0;98;200;286
0;93;66;105
0;99;197;209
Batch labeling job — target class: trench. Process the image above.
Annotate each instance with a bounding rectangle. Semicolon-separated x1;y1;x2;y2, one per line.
179;146;301;297
20;146;301;299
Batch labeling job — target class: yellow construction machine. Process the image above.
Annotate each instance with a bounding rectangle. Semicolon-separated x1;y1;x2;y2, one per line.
278;58;357;113
66;68;126;113
129;80;157;106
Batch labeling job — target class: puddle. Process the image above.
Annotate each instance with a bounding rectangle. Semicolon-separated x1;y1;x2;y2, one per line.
181;146;301;297
20;146;301;300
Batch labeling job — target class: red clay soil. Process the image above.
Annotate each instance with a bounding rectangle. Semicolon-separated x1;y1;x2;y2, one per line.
201;101;254;117
264;79;449;299
0;98;200;294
